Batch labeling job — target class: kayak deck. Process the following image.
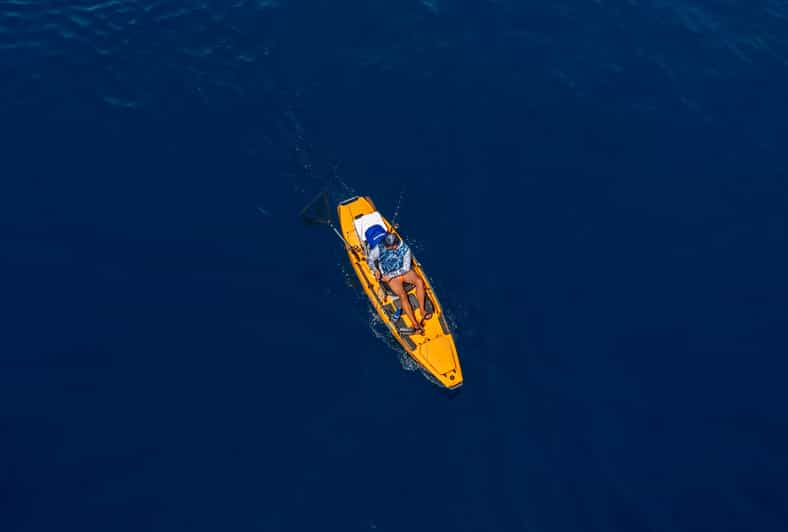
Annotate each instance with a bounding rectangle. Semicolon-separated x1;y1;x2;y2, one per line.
337;196;463;389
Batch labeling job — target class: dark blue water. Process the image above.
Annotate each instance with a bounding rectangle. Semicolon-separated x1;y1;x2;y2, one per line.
3;1;788;530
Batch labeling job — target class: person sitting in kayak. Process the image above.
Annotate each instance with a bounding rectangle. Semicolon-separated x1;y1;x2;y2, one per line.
365;226;432;333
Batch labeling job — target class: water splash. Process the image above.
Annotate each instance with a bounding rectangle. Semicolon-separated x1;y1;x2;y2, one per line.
419;0;441;15
367;311;402;353
367;309;420;374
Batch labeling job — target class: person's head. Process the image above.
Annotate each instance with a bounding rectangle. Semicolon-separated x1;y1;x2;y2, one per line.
365;224;387;248
383;232;400;249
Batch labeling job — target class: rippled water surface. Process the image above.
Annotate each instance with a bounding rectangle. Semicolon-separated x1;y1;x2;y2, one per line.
2;1;787;531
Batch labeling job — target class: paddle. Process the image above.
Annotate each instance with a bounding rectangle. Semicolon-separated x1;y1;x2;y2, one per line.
299;191;388;301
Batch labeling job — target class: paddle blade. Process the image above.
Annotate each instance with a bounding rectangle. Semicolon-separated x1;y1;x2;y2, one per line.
299;191;332;225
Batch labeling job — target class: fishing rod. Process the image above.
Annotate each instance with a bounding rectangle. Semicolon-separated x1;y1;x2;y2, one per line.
390;184;405;229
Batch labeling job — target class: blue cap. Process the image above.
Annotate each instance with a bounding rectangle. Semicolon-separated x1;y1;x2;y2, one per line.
364;224;387;247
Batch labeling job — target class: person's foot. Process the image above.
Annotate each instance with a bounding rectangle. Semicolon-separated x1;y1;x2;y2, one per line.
408;317;424;335
401;325;424;335
419;311;433;328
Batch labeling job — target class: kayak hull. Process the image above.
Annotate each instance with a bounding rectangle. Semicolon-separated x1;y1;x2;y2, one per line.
337;196;463;389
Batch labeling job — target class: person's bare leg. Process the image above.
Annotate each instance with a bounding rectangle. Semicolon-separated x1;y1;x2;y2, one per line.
402;271;428;321
389;276;421;332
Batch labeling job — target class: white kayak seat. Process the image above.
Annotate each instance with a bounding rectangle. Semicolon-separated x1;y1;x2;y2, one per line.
354;211;392;286
353;211;387;246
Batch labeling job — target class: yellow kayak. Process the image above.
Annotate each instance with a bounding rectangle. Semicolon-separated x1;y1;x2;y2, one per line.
337;195;463;389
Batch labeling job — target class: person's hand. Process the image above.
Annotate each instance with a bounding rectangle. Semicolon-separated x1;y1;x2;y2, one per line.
374;270;381;280
382;274;391;282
